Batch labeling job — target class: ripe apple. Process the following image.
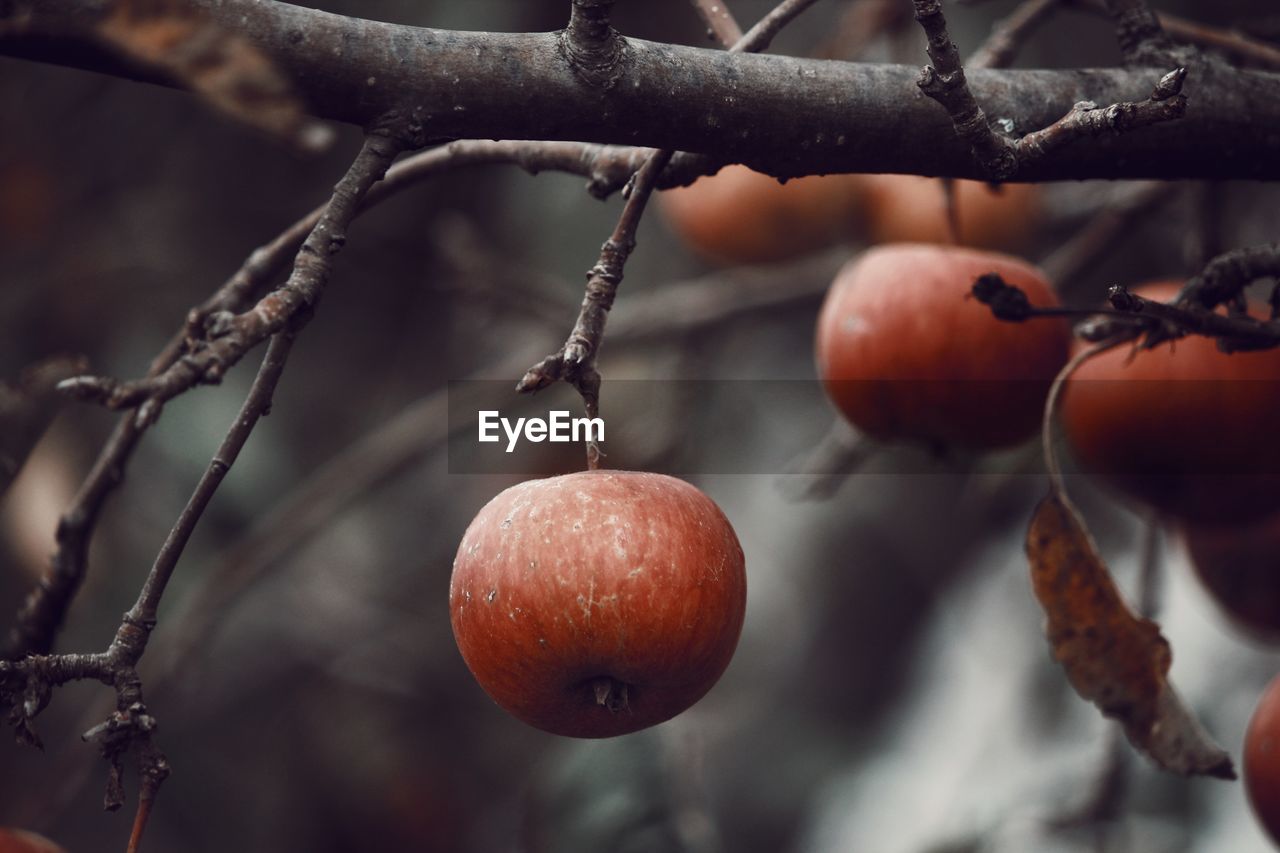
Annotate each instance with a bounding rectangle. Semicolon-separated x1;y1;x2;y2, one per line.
1060;282;1280;525
814;243;1070;449
1181;516;1280;641
449;470;746;738
658;164;864;266
1246;673;1280;846
0;829;65;853
858;174;1041;251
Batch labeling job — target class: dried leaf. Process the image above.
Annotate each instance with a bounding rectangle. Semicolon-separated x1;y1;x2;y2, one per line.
97;0;330;151
1026;488;1235;779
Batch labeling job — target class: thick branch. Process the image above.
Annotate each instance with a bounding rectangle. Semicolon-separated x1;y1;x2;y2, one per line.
6;0;1280;179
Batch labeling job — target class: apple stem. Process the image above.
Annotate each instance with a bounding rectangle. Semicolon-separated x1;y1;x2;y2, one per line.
591;676;630;712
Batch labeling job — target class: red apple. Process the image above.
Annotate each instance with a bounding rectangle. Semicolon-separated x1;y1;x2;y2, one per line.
1246;673;1280;846
450;471;746;738
815;243;1070;450
0;829;65;853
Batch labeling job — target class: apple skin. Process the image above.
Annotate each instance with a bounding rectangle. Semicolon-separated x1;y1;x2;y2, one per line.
450;471;746;738
859;174;1041;252
0;829;66;853
658;164;864;266
1181;517;1280;642
1247;674;1280;847
815;243;1070;450
1060;282;1280;525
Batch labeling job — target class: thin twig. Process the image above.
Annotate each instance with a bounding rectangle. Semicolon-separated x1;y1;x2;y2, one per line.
776;419;876;501
913;1;1186;179
1013;67;1187;164
1137;517;1161;619
968;0;1062;70
1039;182;1180;292
1157;11;1280;70
912;0;1018;178
689;0;743;46
516;0;821;468
57;130;406;414
1099;0;1176;66
1;131;405;844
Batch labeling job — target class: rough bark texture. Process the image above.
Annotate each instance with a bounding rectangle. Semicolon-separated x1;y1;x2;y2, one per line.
5;0;1280;179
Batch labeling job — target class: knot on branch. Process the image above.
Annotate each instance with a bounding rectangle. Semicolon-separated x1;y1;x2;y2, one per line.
368;106;430;151
83;697;168;812
559;0;628;90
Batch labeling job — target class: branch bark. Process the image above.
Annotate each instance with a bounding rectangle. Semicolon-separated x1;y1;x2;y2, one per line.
6;0;1280;179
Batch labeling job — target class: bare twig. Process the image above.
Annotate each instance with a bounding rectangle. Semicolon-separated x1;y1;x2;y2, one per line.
516;0;821;468
912;0;1018;179
1039;182;1180;291
1013;67;1187;165
515;148;674;469
1158;11;1280;70
736;0;823;54
977;243;1280;354
776;419;877;501
2;131;405;847
1137;517;1161;620
58;131;406;414
913;1;1186;179
689;0;743;46
968;0;1061;70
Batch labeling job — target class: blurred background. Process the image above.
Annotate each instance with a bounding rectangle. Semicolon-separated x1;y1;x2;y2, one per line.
3;0;1280;850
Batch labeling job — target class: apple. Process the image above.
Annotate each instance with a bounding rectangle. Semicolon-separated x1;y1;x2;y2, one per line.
658;164;864;266
815;243;1070;449
0;829;65;853
1181;517;1280;641
859;174;1041;251
1246;673;1280;846
1060;282;1280;525
449;470;746;738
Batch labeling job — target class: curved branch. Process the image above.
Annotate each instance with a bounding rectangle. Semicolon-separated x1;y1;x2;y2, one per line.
6;0;1280;179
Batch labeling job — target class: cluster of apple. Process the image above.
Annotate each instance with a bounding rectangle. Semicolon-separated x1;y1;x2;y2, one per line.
448;164;1280;845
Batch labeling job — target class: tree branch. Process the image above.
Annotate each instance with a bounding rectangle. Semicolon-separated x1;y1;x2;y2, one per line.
58;129;406;412
1100;0;1176;66
514;0;820;468
689;0;743;46
6;0;1280;179
968;0;1062;70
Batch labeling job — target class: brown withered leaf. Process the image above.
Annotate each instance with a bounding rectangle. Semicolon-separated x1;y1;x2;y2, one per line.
1026;488;1235;779
97;0;328;151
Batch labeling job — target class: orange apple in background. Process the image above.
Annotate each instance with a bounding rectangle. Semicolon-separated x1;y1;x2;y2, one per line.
815;243;1070;450
658;164;865;265
1246;673;1280;847
1181;516;1280;641
858;174;1041;251
0;829;66;853
450;470;746;738
1060;282;1280;525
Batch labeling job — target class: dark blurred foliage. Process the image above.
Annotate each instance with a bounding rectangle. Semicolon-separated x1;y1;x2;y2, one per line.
2;1;1280;851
